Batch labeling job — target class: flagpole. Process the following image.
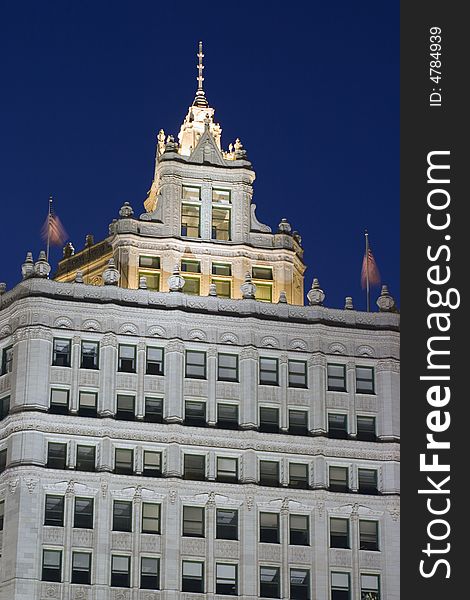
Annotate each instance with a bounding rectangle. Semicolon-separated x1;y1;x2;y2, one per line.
46;196;53;262
365;230;370;312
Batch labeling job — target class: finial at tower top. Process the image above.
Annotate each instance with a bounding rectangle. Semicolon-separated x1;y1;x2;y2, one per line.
193;41;209;108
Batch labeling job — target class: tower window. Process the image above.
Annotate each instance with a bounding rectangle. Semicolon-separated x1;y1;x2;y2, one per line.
212;262;232;276
139;256;160;269
327;364;347;392
218;353;238;381
260;512;280;543
217;403;239;429
76;445;96;472
78;391;97;417
185;350;206;379
183;454;206;480
359;520;379;551
356;416;377;441
358;469;378;494
289;463;309;489
114;448;134;475
181;204;201;238
144;397;163;423
216;457;238;483
80;341;99;370
146;347;164;375
361;574;380;599
181;259;201;273
212;206;231;240
329;466;349;492
252;266;273;280
211;278;231;298
116;395;135;421
143;451;162;477
259;460;280;487
356;366;375;394
0;396;9;421
328;413;348;439
288;360;308;388
182;186;201;201
42;549;62;582
52;339;71;367
139;271;160;291
184;277;201;295
1;346;13;375
212;189;231;203
255;283;273;302
183;506;205;537
47;442;67;469
113;500;132;532
142;503;161;534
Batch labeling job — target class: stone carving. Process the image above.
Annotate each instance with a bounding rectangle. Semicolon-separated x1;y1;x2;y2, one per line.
250;203;272;233
219;332;239;345
118;323;139;335
147;325;167;338
307;278;325;306
102;259;120;286
330;549;352;567
278;290;288;303
139;276;147;289
289;338;308;351
188;329;207;341
168;265;185;292
169;490;177;504
82;319;102;332
356;345;375;357
260;336;279;349
119;202;134;218
54;316;74;329
9;479;19;494
344;296;354;310
376;284;396;312
240;272;256;299
34;251;51;278
42;583;60;598
100;479;109;498
329;342;347;355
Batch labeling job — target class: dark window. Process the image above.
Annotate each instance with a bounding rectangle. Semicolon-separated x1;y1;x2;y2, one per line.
252;267;273;280
141;557;159;590
288;361;307;388
185;350;206;379
81;341;99;370
183;506;205;537
216;563;237;595
356;367;375;394
217;404;239;429
52;339;71;367
181;259;201;273
260;566;280;598
356;416;377;441
182;561;204;593
139;256;160;269
291;569;310;600
0;500;4;530
1;346;13;375
114;448;134;475
144;397;163;423
143;451;161;477
118;345;136;373
0;396;10;421
289;463;309;489
327;364;347;392
116;395;135;421
358;469;378;495
361;574;380;599
359;520;379;551
212;263;232;276
111;555;130;587
259;461;280;487
44;495;64;527
142;503;160;534
0;449;6;473
181;203;201;238
328;414;348;439
76;445;96;472
113;500;132;532
42;549;62;582
184;454;205;480
49;389;69;414
331;572;350;600
288;410;308;435
259;358;279;385
259;407;279;433
260;512;279;543
330;518;350;548
72;552;91;584
74;497;94;529
78;391;97;417
290;515;309;546
218;353;238;382
146;347;164;375
184;400;206;427
329;466;349;492
47;443;67;469
216;457;238;483
216;509;238;540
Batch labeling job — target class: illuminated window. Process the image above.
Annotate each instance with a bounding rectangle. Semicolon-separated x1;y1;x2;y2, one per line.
212;263;232;276
139;271;160;291
255;283;273;302
138;256;161;291
139;256;160;269
182;186;201;201
252;266;273;280
212;206;231;240
181;259;201;273
212;189;231;203
212;278;231;298
181;204;201;237
184;277;201;295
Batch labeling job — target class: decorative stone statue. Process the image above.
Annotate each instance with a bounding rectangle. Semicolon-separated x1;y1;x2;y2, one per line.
0;283;6;295
278;291;288;303
63;242;75;258
119;202;134;219
21;252;35;280
34;251;51;278
307;278;325;306
278;218;292;234
376;284;396;312
168;265;185;292
139;276;148;289
85;234;94;247
240;272;256;299
208;283;217;296
344;296;354;310
102;258;120;286
74;271;84;284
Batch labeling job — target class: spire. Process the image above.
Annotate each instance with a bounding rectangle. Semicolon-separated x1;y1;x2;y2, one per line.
193;41;209;108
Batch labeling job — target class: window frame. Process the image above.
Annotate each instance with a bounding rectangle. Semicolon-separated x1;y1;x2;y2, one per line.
146;346;164;376
184;399;207;427
111;554;131;588
42;549;62;583
183;454;206;481
329;465;350;492
331;571;351;600
259;357;279;385
356;366;375;394
182;505;205;538
74;497;94;529
44;494;65;527
52;338;71;367
358;468;379;495
116;394;136;421
185;350;207;379
216;403;239;429
356;415;377;441
181;203;201;238
216;456;238;483
71;551;92;585
141;556;160;590
259;460;280;487
114;448;134;475
118;344;136;373
328;413;348;439
330;517;350;549
259;406;280;433
359;519;380;551
290;568;310;600
260;565;281;599
289;514;310;546
47;442;67;469
78;391;98;417
49;388;70;414
1;346;13;375
80;341;99;370
181;560;204;593
112;500;133;533
76;445;96;472
259;512;280;544
217;353;239;382
288;360;308;388
216;508;238;540
143;450;162;477
216;562;238;595
288;462;309;489
141;502;161;534
327;363;347;392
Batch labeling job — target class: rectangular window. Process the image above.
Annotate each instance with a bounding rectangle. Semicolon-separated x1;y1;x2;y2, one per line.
1;346;13;375
184;400;206;427
142;503;161;534
139;256;161;269
358;469;378;495
113;500;132;532
260;512;280;543
78;391;97;417
259;358;279;385
212;263;232;276
0;396;9;420
330;518;350;549
328;414;348;439
259;460;280;487
212;278;232;298
139;271;160;291
252;266;273;280
118;345;136;373
184;277;201;295
327;364;347;392
255;283;273;302
212;189;231;203
217;403;239;429
76;445;96;472
0;449;6;473
111;555;130;588
288;360;307;388
356;366;375;394
144;397;163;422
290;514;309;546
185;350;206;379
182;186;201;201
260;566;280;598
289;463;309;489
359;520;379;551
216;563;237;595
116;394;135;421
288;410;308;435
143;451;162;477
183;454;205;480
72;552;91;584
360;574;380;600
74;497;94;529
329;466;349;492
44;495;65;527
218;353;238;381
141;557;159;590
81;341;99;370
217;457;238;483
114;448;134;475
181;259;201;273
50;389;69;414
356;416;377;441
216;508;238;540
291;568;310;600
259;407;279;433
146;347;164;375
47;442;67;469
0;500;4;530
52;339;71;367
182;561;204;593
212;206;231;240
181;204;201;237
42;549;62;582
331;572;350;600
183;506;205;537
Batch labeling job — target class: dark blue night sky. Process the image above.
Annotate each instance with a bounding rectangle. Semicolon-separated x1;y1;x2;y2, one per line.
0;1;399;310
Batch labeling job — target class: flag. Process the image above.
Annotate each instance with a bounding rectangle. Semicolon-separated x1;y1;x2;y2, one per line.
41;210;68;246
361;247;381;289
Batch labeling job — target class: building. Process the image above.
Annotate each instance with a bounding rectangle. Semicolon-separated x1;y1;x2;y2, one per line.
0;43;400;600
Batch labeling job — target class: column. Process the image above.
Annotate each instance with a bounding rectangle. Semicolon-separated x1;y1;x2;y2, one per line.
309;354;327;434
347;361;357;437
350;506;360;599
281;501;290;599
136;341;146;419
207;345;217;426
240;347;258;429
279;354;289;432
313;498;328;600
206;495;216;593
376;359;400;441
241;494;258;597
69;335;81;413
165;340;184;423
99;333;118;417
200;181;212;240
